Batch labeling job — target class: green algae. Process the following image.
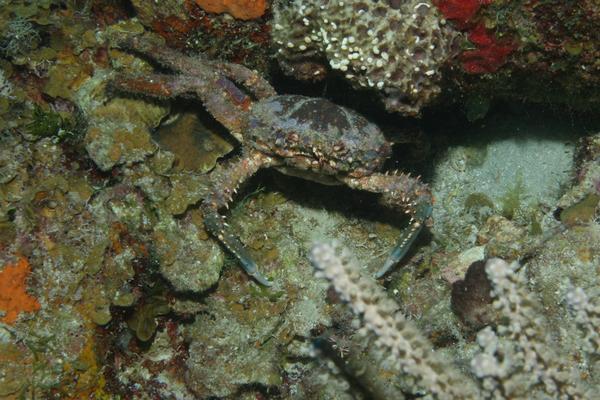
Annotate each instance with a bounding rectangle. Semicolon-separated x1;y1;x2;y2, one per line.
27;105;65;138
127;296;170;342
560;193;600;226
529;211;543;236
465;192;495;213
500;173;526;220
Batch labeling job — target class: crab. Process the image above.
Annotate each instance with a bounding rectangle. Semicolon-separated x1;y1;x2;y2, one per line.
112;36;433;286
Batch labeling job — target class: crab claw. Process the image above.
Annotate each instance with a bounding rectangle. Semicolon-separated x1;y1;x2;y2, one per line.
375;202;432;278
203;211;273;286
200;150;278;286
239;257;273;286
375;218;424;278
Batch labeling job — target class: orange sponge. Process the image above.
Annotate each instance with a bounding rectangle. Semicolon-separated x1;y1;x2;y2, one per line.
0;257;40;324
195;0;266;20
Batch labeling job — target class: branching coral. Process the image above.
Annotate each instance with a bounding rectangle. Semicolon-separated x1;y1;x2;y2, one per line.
567;286;600;355
310;241;479;399
471;258;587;399
311;244;596;399
272;0;457;116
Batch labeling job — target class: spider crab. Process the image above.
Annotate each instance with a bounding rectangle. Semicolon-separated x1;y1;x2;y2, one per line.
112;36;433;286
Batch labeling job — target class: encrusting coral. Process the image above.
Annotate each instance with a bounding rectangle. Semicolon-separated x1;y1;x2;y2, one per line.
272;0;457;116
0;256;40;325
195;0;267;20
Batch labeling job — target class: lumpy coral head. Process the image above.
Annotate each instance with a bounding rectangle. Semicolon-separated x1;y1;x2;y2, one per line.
0;257;40;324
273;0;457;116
195;0;266;20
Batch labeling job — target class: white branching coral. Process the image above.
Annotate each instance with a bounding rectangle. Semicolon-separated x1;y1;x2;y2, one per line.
310;241;479;399
311;244;597;399
272;0;457;116
567;286;600;354
472;258;587;399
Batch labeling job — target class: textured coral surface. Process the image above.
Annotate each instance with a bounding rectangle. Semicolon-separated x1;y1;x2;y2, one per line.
272;0;457;116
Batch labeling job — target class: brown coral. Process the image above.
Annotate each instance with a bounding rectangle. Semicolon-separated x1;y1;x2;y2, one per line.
195;0;266;20
0;257;40;324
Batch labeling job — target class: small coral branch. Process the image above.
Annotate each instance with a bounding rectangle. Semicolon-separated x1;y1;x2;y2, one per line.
310;241;479;399
567;286;600;355
472;258;587;399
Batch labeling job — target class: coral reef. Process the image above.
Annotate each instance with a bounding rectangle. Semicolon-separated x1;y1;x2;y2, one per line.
129;0;203;46
0;17;40;60
0;0;598;398
184;12;272;74
439;0;600;111
272;0;457;116
153;212;224;293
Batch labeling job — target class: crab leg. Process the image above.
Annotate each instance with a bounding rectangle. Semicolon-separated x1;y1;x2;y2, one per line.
340;172;433;278
201;150;280;286
209;61;277;100
116;35;204;74
116;35;276;100
111;72;250;140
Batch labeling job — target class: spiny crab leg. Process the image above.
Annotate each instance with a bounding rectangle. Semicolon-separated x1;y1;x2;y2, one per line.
341;172;433;278
115;34;206;75
209;61;277;100
112;73;205;99
111;72;250;141
112;35;276;139
116;35;276;100
201;150;280;286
